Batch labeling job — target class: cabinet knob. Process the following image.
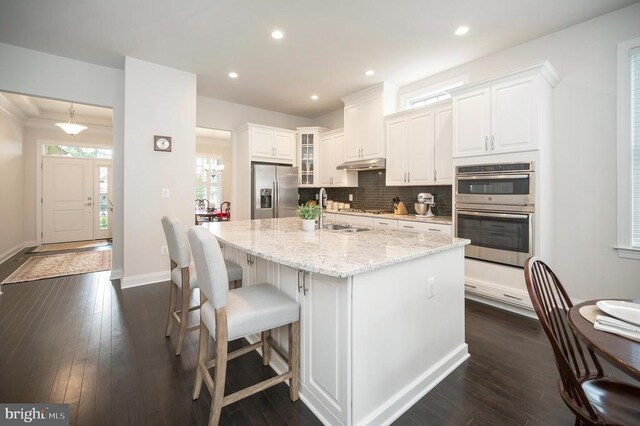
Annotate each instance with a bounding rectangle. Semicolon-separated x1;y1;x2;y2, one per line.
490;135;495;151
484;136;489;151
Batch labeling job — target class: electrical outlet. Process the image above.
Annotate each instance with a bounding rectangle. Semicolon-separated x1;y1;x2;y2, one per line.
161;188;170;198
427;277;435;298
349;194;353;201
315;194;319;200
161;245;169;255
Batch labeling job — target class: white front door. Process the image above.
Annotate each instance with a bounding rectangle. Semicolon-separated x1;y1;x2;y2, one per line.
42;157;95;243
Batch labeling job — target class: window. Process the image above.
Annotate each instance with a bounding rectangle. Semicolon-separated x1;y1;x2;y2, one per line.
400;75;469;111
616;36;640;259
43;144;112;159
196;156;223;209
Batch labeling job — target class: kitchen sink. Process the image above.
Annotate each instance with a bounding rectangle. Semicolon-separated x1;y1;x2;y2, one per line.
323;224;370;232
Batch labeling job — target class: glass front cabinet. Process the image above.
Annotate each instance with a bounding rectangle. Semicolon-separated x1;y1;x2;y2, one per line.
296;127;328;187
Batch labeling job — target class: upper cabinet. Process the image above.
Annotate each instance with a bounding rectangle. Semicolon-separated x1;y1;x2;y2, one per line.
320;129;358;188
297;127;328;187
342;83;398;161
243;123;297;163
385;102;453;186
450;61;559;158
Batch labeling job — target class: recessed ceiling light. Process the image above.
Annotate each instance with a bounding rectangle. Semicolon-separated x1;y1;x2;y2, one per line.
310;95;319;101
455;26;469;36
365;70;375;76
271;30;284;40
228;72;238;79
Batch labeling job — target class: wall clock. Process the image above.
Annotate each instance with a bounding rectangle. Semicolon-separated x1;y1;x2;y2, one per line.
154;135;172;152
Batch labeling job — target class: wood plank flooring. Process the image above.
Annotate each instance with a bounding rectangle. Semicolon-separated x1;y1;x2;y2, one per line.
0;247;589;425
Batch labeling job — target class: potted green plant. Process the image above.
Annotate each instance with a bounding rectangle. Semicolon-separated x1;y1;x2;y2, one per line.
297;203;321;231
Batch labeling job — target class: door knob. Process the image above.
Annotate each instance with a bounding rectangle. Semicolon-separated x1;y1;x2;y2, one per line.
84;202;92;206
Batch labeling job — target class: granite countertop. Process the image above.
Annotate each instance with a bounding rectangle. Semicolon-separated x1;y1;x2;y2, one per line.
326;210;453;225
202;217;469;278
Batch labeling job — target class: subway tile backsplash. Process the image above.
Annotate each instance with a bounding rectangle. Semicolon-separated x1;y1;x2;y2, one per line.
298;170;452;217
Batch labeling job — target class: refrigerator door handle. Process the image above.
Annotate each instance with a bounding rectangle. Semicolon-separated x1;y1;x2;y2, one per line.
273;180;278;218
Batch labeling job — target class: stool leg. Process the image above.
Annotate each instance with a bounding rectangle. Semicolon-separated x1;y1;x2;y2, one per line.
165;283;177;337
193;319;209;400
176;268;190;356
288;321;300;401
261;330;271;366
209;308;228;426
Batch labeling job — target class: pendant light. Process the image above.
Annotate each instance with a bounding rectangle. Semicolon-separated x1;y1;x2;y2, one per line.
55;103;87;135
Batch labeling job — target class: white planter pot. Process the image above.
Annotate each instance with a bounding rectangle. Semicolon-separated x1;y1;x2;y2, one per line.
302;219;316;232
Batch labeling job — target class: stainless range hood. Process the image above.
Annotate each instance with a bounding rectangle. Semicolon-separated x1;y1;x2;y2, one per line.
336;157;386;171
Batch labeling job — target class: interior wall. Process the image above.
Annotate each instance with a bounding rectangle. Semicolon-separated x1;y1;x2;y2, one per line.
393;3;640;300
313;108;344;130
0;107;24;261
0;42;125;275
196;136;232;205
22;126;112;243
122;57;196;287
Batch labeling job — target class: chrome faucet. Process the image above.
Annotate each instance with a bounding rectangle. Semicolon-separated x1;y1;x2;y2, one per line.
318;187;327;229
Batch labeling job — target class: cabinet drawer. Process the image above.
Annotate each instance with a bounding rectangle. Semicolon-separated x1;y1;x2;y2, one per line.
372;218;398;229
333;214;374;227
397;220;452;235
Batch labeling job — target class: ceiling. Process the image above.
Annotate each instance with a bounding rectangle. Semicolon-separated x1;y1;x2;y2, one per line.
1;92;112;125
0;0;636;118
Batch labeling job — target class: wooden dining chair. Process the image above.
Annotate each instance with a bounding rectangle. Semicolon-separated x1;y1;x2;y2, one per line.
187;226;300;426
195;199;212;224
214;201;231;221
524;257;640;425
161;215;243;356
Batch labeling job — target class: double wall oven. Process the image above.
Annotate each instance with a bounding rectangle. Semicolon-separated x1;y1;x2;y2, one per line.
455;162;534;268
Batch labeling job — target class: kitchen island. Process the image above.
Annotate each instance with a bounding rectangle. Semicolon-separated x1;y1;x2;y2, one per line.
201;217;469;425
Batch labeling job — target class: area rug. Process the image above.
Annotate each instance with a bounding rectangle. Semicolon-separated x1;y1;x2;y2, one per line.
1;250;111;284
29;240;111;253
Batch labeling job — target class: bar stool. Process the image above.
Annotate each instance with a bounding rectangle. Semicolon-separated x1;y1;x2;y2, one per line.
187;226;300;426
161;215;243;355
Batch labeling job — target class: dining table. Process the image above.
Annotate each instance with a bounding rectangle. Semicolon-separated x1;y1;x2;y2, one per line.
568;299;640;381
195;209;219;225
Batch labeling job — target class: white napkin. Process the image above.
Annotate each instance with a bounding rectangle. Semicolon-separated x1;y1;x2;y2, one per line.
594;314;640;343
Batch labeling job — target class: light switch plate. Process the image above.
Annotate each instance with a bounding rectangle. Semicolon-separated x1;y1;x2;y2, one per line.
161;188;170;198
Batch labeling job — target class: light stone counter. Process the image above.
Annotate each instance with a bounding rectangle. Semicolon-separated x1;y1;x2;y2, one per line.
201;217;468;278
326;210;453;225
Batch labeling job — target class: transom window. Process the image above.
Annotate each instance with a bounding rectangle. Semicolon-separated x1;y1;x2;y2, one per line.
43;144;112;159
401;76;468;111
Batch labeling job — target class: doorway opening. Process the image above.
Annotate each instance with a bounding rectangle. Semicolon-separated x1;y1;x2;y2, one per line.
195;127;232;223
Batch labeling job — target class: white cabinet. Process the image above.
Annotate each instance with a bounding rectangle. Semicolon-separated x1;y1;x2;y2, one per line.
342;82;398;161
275;265;350;425
243;123;296;163
372;218;398;229
297;127;328;187
385;101;452;186
451;61;559;158
320;129;358;188
397;220;452;236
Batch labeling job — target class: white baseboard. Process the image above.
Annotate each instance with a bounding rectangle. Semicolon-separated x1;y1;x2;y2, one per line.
465;293;538;319
0;242;25;264
121;271;170;289
110;268;123;281
24;241;38;248
363;344;470;426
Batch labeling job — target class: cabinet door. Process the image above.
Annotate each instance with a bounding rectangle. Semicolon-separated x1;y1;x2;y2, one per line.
331;133;348;186
303;273;349;423
272;265;303;356
319;135;333;186
452;88;490;158
397;220;452;235
344;104;361;160
372;218;398;229
491;77;537;154
362;96;383;158
407;110;434;185
250;127;275;158
385;116;408;186
434;105;453;184
274;131;296;161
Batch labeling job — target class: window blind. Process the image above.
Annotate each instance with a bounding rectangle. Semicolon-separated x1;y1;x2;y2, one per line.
632;51;640;247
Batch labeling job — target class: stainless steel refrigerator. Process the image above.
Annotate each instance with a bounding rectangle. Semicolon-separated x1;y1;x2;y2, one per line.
251;163;299;219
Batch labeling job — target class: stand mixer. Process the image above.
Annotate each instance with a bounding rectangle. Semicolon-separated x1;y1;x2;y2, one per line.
415;193;435;217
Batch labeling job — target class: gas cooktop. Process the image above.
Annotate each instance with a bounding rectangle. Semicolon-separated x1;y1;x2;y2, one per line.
337;208;394;215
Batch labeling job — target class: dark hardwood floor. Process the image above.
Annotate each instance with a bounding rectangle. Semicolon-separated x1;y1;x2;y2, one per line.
0;247;585;425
